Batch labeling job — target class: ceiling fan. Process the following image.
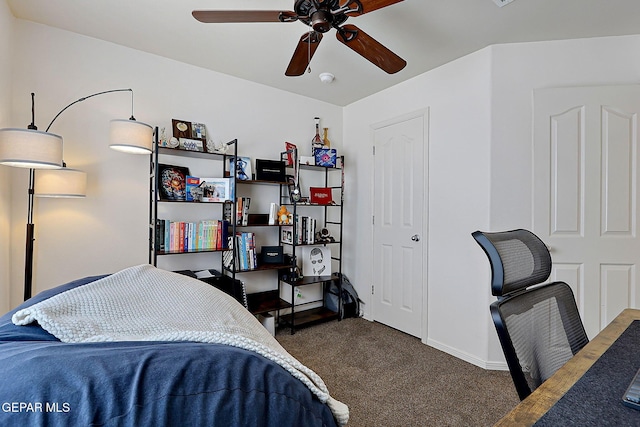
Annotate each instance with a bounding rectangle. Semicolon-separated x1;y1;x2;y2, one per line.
192;0;406;77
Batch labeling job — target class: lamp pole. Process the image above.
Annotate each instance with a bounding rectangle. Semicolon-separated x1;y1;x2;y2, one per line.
24;168;35;301
23;92;39;301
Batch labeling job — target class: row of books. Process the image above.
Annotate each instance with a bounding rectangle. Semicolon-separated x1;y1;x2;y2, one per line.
281;215;317;245
155;219;229;253
223;232;258;271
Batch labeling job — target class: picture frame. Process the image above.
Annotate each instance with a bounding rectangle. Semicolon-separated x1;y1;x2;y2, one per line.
199;177;233;202
301;246;331;277
158;164;190;201
172;119;193;140
281;226;294;244
172;119;207;145
179;138;204;152
191;122;206;140
228;156;252;181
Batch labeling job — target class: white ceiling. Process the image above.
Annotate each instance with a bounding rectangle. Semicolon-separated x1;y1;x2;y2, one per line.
7;0;640;106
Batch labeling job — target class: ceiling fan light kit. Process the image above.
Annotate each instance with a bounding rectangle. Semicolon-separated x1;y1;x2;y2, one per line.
193;0;406;77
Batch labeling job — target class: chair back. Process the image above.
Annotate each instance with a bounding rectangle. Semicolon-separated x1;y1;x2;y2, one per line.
473;229;589;400
472;229;552;297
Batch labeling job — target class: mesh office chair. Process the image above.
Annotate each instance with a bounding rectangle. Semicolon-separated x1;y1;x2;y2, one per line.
472;229;589;400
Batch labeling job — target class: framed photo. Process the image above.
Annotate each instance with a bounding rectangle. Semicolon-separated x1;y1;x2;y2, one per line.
199;177;233;202
228;156;252;180
179;138;204;152
158;164;190;201
192;122;206;140
301;246;331;277
281;226;294;244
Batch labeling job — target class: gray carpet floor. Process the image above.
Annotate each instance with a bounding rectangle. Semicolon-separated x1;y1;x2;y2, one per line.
277;318;520;427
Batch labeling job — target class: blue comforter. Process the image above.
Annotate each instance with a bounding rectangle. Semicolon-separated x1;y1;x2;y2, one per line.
0;276;338;427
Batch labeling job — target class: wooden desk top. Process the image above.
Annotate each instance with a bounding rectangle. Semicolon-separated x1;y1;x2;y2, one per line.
494;308;640;427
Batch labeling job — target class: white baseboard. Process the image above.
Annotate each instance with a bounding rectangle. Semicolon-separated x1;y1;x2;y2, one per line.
426;338;509;371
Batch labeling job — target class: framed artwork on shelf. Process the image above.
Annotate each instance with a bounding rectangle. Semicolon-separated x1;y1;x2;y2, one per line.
179;138;204;152
158;164;190;201
172;119;193;139
172;119;206;148
301;246;331;277
199;177;233;202
281;226;294;244
192;122;206;140
228;156;252;181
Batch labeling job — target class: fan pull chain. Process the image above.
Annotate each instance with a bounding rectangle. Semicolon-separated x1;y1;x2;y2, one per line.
307;25;312;73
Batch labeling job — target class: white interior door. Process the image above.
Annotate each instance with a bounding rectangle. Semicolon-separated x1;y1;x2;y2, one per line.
533;85;640;338
372;111;427;338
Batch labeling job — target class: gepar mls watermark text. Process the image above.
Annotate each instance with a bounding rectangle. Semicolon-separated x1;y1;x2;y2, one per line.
2;402;70;413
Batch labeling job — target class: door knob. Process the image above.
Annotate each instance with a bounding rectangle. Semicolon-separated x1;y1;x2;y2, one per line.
411;234;420;242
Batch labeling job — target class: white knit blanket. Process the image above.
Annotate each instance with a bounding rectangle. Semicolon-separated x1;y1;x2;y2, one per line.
12;264;348;426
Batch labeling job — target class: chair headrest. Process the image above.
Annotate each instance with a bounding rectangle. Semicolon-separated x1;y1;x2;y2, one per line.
472;229;552;297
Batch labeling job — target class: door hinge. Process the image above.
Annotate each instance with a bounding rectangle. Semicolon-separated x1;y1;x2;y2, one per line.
372;146;375;155
371;285;374;295
372;215;375;225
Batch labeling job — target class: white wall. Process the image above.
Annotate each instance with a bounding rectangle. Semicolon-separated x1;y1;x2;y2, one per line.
7;20;342;308
343;49;494;367
0;1;13;313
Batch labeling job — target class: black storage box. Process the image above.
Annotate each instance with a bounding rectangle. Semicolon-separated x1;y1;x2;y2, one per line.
256;159;286;182
261;246;284;264
200;274;247;307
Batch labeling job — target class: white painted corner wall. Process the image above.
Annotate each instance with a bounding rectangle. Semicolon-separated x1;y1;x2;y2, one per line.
343;48;494;366
345;34;640;368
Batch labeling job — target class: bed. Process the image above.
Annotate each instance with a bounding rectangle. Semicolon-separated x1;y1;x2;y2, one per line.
0;264;347;427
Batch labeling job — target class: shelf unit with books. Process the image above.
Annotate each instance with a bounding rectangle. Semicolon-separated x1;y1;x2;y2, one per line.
278;155;345;334
149;136;242;305
222;177;292;319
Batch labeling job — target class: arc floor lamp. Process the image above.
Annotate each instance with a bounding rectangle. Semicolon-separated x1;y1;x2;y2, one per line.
0;89;153;301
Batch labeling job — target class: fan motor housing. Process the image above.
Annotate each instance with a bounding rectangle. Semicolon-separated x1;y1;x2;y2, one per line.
295;0;348;32
311;10;332;32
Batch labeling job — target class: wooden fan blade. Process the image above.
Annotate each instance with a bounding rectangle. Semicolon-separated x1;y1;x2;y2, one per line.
343;0;404;16
285;32;323;77
336;24;406;74
192;10;297;23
